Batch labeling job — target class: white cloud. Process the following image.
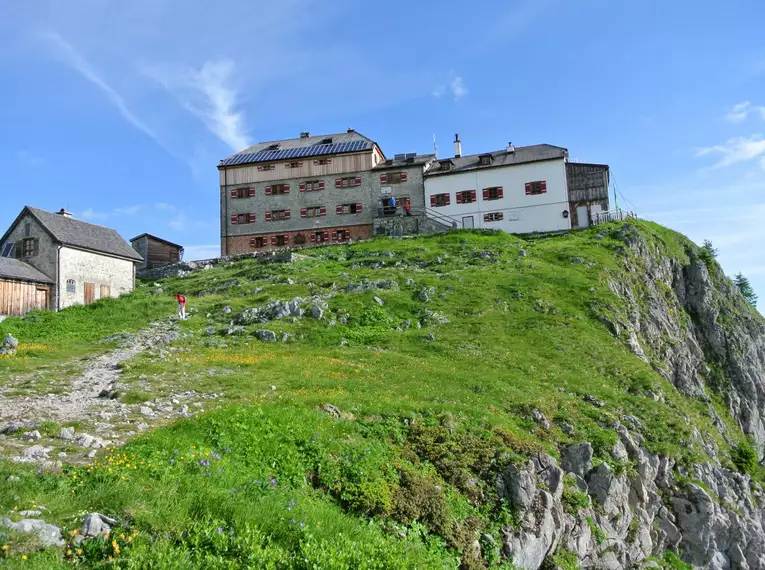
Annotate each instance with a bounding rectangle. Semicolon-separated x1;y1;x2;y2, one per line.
183;244;220;261
15;150;44;166
81;208;108;221
725;101;765;123
81;204;142;220
113;205;141;215
450;76;468;101
155;202;177;213
695;135;765;169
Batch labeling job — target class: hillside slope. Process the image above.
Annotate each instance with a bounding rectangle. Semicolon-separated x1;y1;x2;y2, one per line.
0;221;763;570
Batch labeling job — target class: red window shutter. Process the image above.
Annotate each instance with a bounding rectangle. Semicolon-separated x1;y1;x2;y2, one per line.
284;210;291;220
320;207;327;216
483;188;489;200
265;186;272;195
248;187;255;197
355;176;361;186
335;178;342;188
299;182;306;192
249;213;256;223
445;194;451;205
430;195;436;207
283;184;290;194
456;192;463;204
231;215;238;224
401;172;408;182
541;181;547;193
380;174;388;184
318;180;325;190
497;187;504;199
336;205;344;215
484;214;489;222
265;211;272;222
525;183;532;195
356;203;362;214
271;236;277;246
301;208;307;218
310;233;317;243
230;189;237;198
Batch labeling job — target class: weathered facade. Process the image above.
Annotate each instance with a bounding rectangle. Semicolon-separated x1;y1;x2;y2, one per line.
0;207;142;311
130;234;184;270
0;257;53;317
218;130;385;255
566;162;610;229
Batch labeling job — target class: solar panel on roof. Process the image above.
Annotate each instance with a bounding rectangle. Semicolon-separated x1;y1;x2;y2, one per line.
220;140;372;166
1;242;14;258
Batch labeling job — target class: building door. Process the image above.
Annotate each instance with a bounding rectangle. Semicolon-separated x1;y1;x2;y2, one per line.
84;282;95;305
462;216;474;229
576;206;590;228
35;288;49;310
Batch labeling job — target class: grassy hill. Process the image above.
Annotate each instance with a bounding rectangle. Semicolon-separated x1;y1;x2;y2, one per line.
0;221;757;568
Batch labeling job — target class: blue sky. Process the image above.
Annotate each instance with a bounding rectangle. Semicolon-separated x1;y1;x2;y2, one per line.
1;0;763;309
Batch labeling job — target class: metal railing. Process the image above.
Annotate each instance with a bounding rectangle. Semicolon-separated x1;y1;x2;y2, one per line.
416;207;460;229
593;209;637;225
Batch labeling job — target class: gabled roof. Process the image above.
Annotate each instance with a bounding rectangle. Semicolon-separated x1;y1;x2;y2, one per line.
0;257;53;284
219;130;379;167
424;144;568;177
130;233;184;250
1;207;143;262
373;154;436;170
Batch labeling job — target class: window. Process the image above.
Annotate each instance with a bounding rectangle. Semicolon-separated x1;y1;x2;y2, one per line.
24;223;31;237
249;237;267;249
335;229;351;242
484;212;504;222
319;138;333;145
335;176;362;188
438;160;453;171
430;193;451;207
479;154;493;166
100;285;111;298
337;203;363;215
287;161;303;168
231;213;256;224
456;190;477;204
257;164;275;171
265;183;290;195
1;242;13;258
301;206;326;218
266;143;280;151
21;237;38;258
230;187;255;199
66;279;76;294
314;158;331;165
482;187;504;201
379;172;408;184
312;231;330;243
294;233;307;245
525;180;547;195
266;210;290;221
272;235;288;246
300;180;325;192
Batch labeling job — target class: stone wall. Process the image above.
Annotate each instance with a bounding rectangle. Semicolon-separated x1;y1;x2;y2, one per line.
58;247;135;309
372;214;451;237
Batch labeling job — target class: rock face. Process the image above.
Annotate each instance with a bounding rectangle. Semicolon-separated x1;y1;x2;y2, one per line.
606;225;765;457
495;427;765;570
0;517;64;547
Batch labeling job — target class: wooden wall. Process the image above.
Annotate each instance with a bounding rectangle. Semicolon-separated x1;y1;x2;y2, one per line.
0;279;50;316
146;239;182;267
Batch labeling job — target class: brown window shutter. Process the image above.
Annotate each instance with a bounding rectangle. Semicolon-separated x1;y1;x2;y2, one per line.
355;176;361;186
248;187;255;197
265;186;272;195
497;187;504;199
284;210;291;220
310;233;317;243
430;195;436;207
445;194;451;205
380;174;388;184
483;214;489;222
336;205;344;215
230;189;237;198
283;184;290;194
271;236;277;246
401;172;408;182
335;178;342;188
231;215;238;224
320;207;327;216
299;182;306;192
318;180;325;190
456;192;462;204
301;208;307;218
249;213;256;223
356;203;362;214
525;183;532;195
541;181;547;193
265;211;272;222
482;189;489;200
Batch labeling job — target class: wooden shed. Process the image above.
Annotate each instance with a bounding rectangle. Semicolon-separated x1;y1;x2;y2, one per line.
0;257;53;317
130;234;184;270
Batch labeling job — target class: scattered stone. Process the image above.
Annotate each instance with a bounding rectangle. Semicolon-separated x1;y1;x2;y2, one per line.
531;410;550;431
281;333;290;343
81;513;117;538
425;333;436;341
19;510;42;517
98;386;119;399
19;445;50;461
269;385;277;391
0;517;64;547
136;422;150;432
310;305;324;319
373;296;384;306
402;320;411;329
7;475;20;482
571;257;583;264
418;288;432;302
87;450;98;458
559;422;575;436
316;404;354;420
205;326;216;336
254;329;277;343
222;306;232;314
140;406;155;418
583;394;605;408
421;309;450;326
339;316;348;325
519;249;527;257
252;287;264;295
58;452;68;458
339;339;349;346
1;420;39;435
23;430;41;441
0;333;19;356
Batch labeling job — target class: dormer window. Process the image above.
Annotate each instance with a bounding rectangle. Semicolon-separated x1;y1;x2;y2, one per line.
319;138;333;145
266;143;280;151
439;160;453;171
479;154;493;166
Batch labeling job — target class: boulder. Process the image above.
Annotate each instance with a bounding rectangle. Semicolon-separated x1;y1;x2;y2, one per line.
0;517;64;547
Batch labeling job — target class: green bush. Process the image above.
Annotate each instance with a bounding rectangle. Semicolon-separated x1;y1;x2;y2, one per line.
731;439;758;476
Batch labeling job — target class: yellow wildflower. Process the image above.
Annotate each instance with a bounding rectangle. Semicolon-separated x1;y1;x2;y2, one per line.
112;540;120;555
2;544;9;551
21;554;27;560
66;549;72;556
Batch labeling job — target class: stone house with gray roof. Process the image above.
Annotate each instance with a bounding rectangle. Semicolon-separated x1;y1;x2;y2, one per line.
0;207;143;313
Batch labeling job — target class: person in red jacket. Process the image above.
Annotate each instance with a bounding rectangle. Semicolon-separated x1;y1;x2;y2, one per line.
174;291;187;320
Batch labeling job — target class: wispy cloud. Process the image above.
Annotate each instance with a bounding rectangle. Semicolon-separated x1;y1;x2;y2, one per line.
15;150;44;166
695;135;765;169
81;205;141;221
154;203;212;232
725;101;765;123
145;60;251;151
450;76;468;101
433;72;468;101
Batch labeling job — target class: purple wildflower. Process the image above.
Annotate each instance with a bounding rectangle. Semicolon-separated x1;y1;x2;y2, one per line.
170;459;175;465
270;478;277;486
225;448;232;453
290;519;296;524
216;527;223;533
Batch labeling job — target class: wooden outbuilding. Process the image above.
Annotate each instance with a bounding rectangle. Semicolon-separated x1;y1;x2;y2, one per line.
0;257;54;317
130;234;184;270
